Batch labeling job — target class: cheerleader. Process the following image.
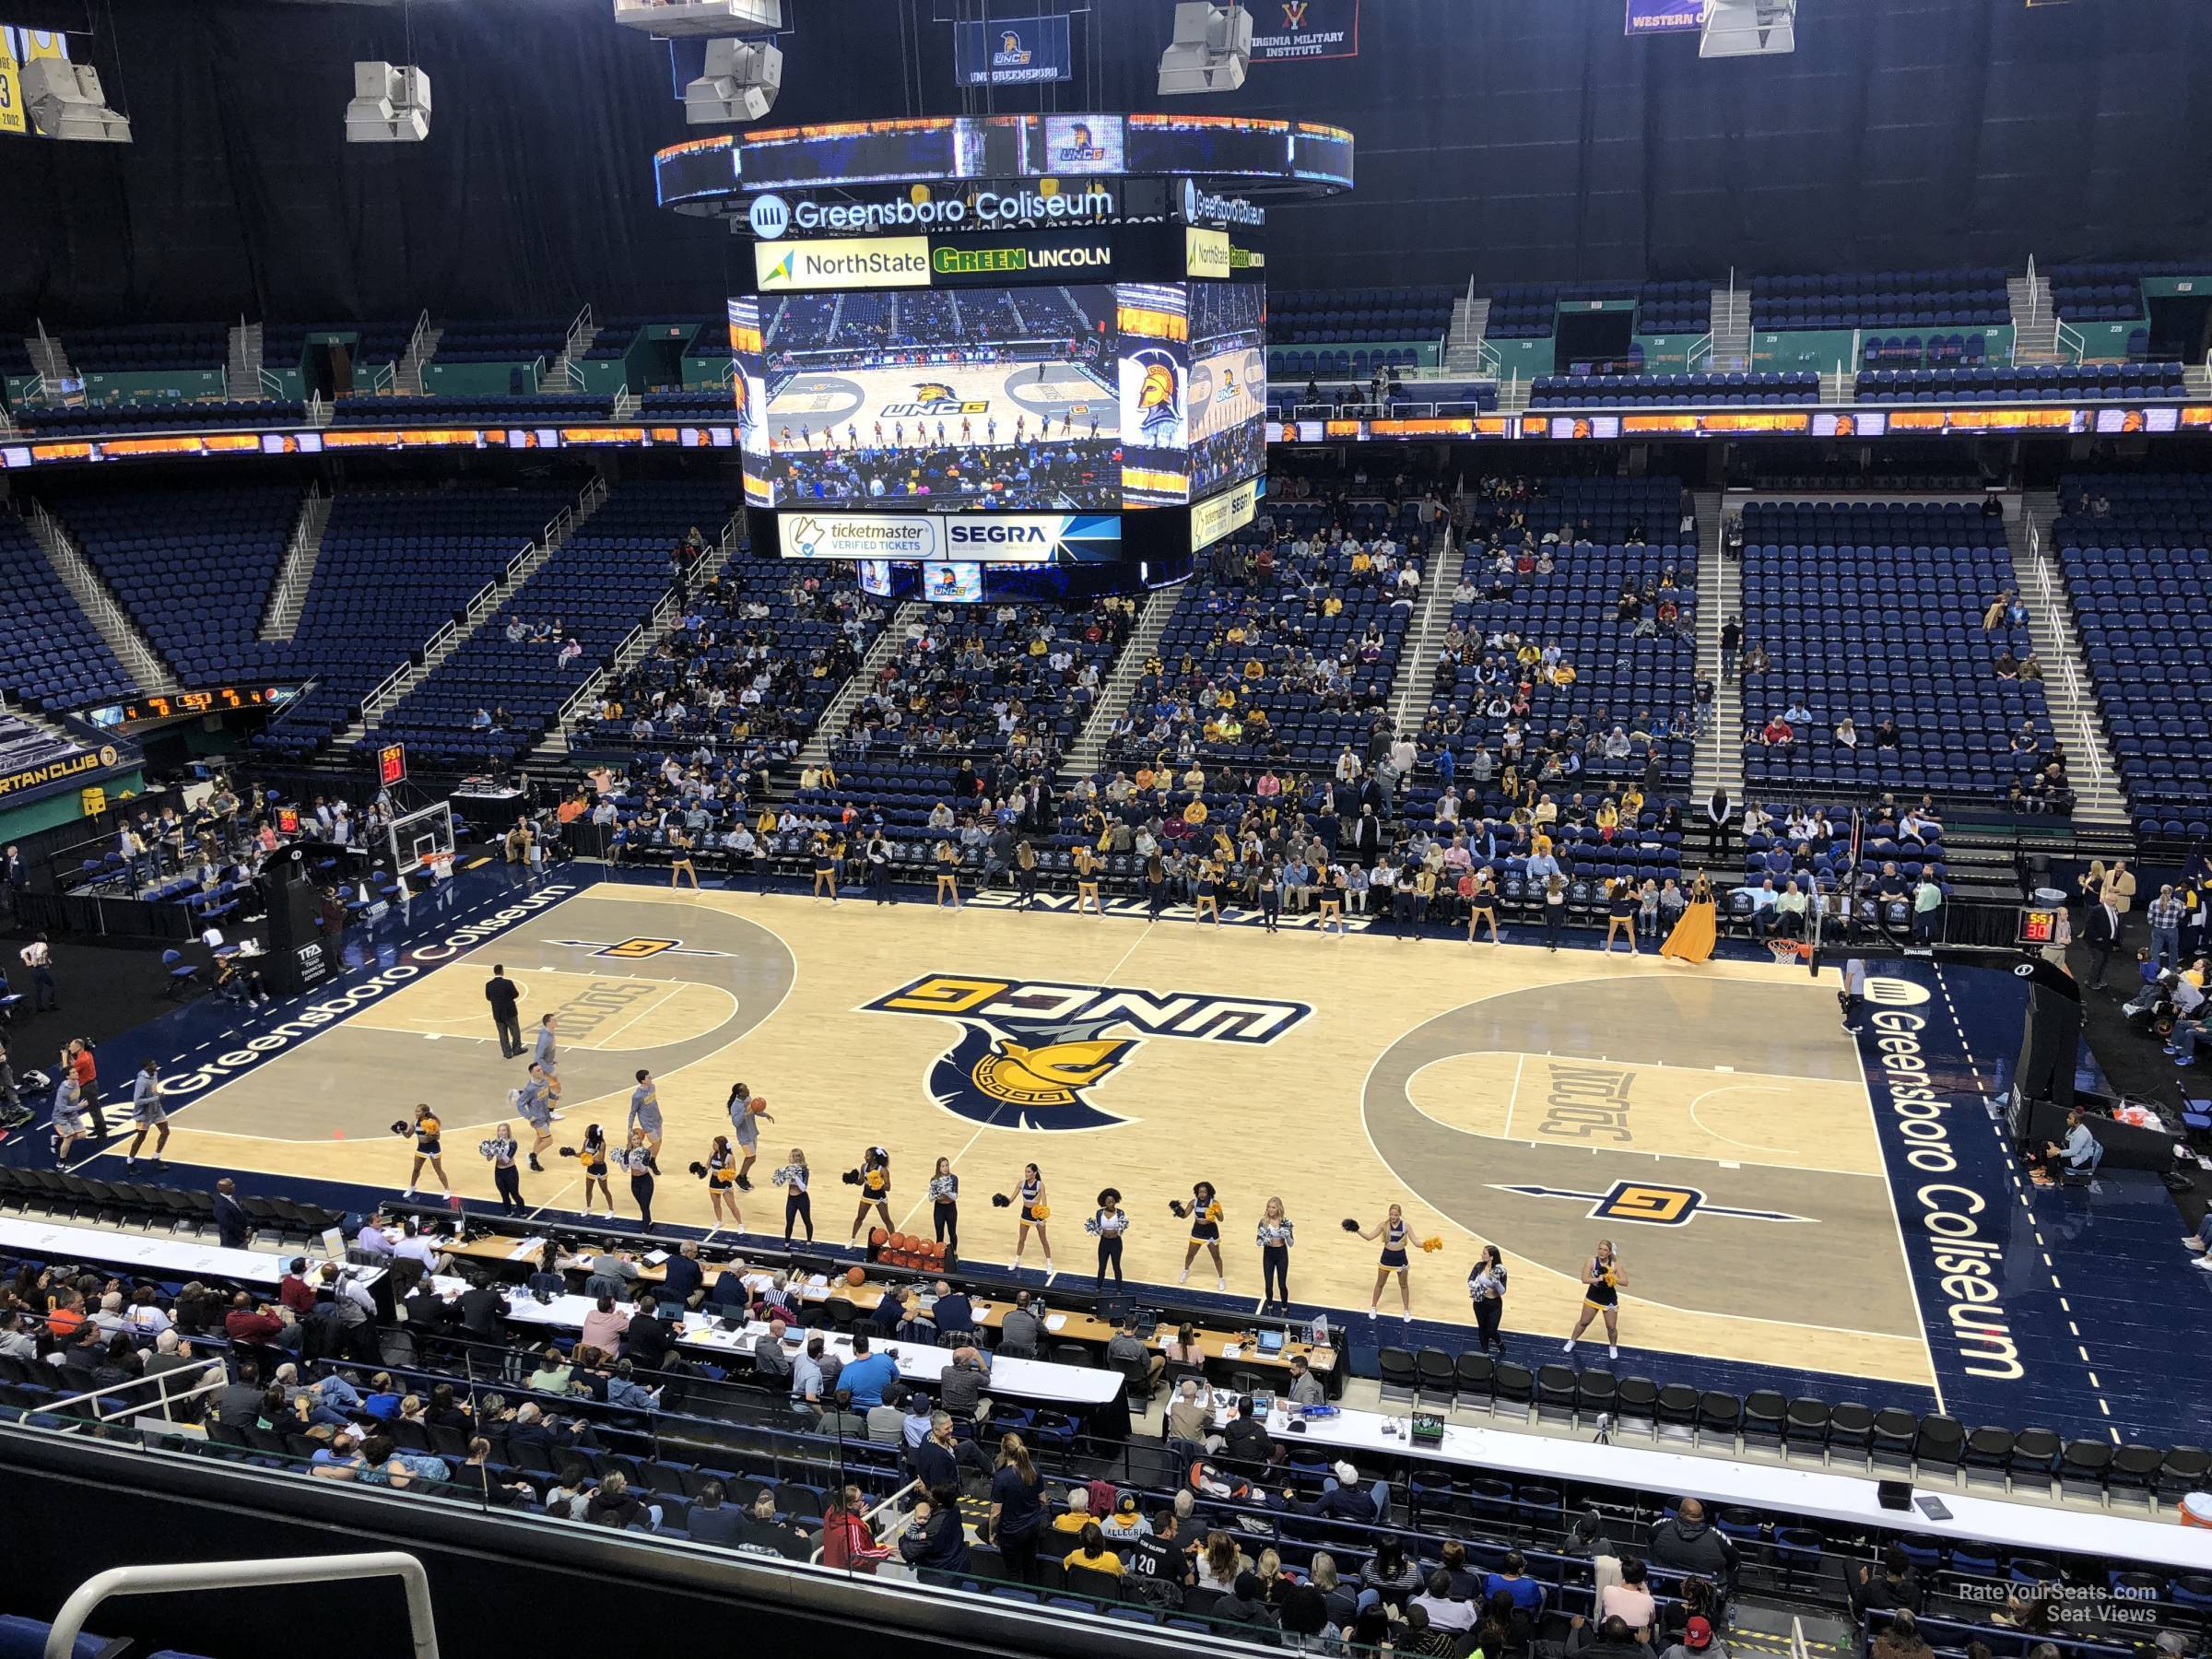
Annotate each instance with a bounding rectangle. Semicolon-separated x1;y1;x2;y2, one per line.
617;1128;656;1228
1172;1180;1227;1289
574;1123;612;1215
811;832;840;903
670;828;700;890
482;1122;524;1216
1007;1162;1053;1274
1088;1188;1130;1288
1563;1238;1626;1359
1074;843;1105;917
847;1145;893;1242
1255;1197;1295;1311
934;840;962;909
1467;1243;1508;1356
774;1147;814;1242
1465;866;1500;945
702;1135;743;1230
927;1156;959;1253
399;1102;450;1198
1193;859;1222;926
1359;1202;1415;1320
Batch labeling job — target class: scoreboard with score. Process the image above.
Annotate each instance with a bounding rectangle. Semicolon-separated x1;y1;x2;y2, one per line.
2017;908;2061;946
378;744;408;788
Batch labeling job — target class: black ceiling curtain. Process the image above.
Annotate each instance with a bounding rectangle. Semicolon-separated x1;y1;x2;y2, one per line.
1;0;2207;326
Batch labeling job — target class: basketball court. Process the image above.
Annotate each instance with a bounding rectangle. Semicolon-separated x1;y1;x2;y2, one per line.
97;877;1945;1398
767;359;1119;448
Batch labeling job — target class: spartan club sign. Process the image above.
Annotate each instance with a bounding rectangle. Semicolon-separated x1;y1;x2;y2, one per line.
1250;0;1360;61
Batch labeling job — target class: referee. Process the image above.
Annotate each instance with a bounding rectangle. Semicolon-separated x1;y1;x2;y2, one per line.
1839;957;1868;1034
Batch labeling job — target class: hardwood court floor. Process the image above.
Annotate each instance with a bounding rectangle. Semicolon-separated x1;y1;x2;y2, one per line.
132;881;1936;1393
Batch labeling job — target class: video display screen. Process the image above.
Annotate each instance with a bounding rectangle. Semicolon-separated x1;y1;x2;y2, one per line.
923;561;985;603
1188;278;1267;500
756;281;1121;512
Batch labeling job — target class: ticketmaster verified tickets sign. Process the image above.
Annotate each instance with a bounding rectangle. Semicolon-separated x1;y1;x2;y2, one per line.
778;512;1123;564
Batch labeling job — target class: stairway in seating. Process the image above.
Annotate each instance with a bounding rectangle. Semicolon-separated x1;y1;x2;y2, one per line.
533;518;741;760
2008;271;2061;366
1709;287;1750;371
2008;489;2129;829
1443;295;1491;375
1689;490;1742;811
1061;585;1189;780
340;476;610;744
22;500;178;695
1384;529;1464;740
258;485;333;642
226;321;265;400
792;602;927;771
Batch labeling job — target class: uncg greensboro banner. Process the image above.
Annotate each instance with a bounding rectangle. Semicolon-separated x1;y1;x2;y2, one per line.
1625;0;1709;34
1249;0;1359;63
954;17;1072;87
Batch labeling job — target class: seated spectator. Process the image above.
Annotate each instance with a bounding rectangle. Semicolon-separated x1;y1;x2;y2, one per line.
1063;1521;1123;1580
1600;1558;1657;1635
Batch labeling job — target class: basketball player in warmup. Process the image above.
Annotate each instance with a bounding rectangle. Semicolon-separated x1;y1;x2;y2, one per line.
516;1062;557;1171
701;1135;743;1230
399;1102;451;1198
628;1068;664;1174
1073;843;1104;917
1007;1161;1053;1275
774;1147;815;1241
1563;1239;1626;1359
847;1146;893;1242
124;1058;170;1170
727;1081;771;1190
531;1013;559;1086
1359;1202;1417;1320
1172;1181;1228;1289
573;1123;613;1215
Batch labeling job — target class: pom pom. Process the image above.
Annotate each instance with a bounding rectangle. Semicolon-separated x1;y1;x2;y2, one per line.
389;1121;411;1137
841;1169;863;1186
1339;1218;1360;1232
1419;1236;1443;1253
991;1193;1012;1208
1168;1200;1190;1218
688;1161;708;1179
559;1147;578;1159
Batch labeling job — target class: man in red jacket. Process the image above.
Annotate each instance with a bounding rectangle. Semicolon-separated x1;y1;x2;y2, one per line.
222;1291;286;1348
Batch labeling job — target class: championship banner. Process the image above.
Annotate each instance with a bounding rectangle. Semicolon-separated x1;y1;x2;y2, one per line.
0;34;23;136
953;16;1072;87
1249;0;1359;62
1625;0;1709;33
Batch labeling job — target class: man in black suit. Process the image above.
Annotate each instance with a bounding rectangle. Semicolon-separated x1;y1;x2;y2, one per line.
484;965;524;1058
212;1178;252;1250
1218;1394;1279;1468
2085;894;2124;990
403;1285;453;1336
456;1281;509;1339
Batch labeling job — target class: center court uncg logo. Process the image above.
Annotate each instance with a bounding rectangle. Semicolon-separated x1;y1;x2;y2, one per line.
748;193;791;239
863;973;1311;1131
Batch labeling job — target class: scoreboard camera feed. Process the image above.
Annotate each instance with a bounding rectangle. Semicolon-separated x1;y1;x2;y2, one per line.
1188;278;1267;499
759;281;1121;511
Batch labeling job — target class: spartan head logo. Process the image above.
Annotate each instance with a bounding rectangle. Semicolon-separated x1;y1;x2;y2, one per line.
911;382;960;406
864;973;1310;1132
1132;349;1182;441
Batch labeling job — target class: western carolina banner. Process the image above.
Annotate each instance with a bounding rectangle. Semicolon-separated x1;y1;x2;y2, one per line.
953;16;1072;87
1249;0;1359;62
1625;0;1709;33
